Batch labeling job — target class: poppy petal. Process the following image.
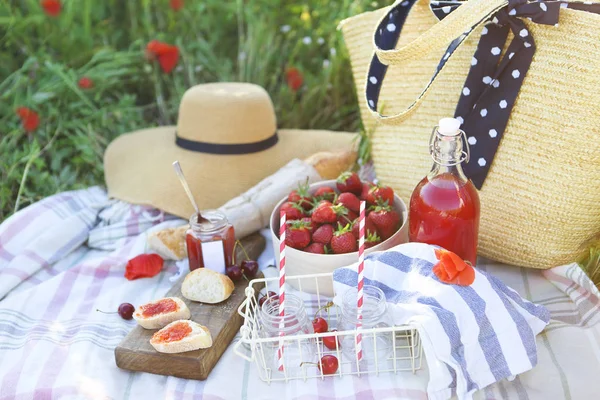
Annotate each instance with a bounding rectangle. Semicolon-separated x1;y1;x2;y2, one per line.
157;48;179;74
125;254;164;280
456;265;476;286
41;0;61;17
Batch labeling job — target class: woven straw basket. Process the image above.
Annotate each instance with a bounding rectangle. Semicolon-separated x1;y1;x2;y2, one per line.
340;0;600;269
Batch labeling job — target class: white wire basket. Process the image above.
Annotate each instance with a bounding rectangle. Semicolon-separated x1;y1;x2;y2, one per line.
234;272;423;383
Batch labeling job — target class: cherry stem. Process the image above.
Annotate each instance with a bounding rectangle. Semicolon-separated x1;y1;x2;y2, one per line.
232;240;239;265
96;309;116;314
313;301;335;320
236;239;251;261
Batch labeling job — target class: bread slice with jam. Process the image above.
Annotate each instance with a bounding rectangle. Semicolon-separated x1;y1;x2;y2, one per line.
133;297;191;329
150;320;212;353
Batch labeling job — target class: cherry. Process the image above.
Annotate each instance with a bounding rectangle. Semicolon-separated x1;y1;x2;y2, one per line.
318;355;339;375
97;302;135;320
118;303;135;320
258;291;279;307
226;264;243;281
241;260;259;278
322;330;340;350
312;317;328;333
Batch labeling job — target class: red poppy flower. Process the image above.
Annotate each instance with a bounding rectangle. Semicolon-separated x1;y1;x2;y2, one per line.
146;40;180;74
170;0;184;11
124;254;164;280
285;67;303;92
41;0;61;17
15;107;40;133
78;76;94;89
432;248;475;286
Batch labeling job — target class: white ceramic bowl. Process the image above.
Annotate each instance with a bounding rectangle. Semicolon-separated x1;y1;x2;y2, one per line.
269;180;408;296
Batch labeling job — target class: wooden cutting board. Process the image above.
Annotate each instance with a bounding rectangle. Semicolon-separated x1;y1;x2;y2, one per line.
115;233;266;380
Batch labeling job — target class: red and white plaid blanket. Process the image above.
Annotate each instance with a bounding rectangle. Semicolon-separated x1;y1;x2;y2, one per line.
1;187;599;399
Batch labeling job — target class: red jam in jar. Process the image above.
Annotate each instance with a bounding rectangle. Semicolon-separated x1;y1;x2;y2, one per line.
152;322;192;343
186;210;235;273
140;298;178;318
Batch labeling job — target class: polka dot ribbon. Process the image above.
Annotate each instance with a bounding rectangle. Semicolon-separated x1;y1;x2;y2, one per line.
366;0;600;189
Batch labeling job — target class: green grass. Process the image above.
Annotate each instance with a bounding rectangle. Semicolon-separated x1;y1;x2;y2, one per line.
0;0;383;221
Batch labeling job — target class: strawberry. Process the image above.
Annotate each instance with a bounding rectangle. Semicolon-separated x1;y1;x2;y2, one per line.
311;201;347;224
288;179;313;210
330;224;358;254
301;217;315;234
305;243;326;254
359;182;373;201
336;172;362;195
366;185;395;206
313;224;334;245
337;209;358;227
351;217;378;240
364;231;382;249
367;203;401;240
314;186;336;201
336;192;360;213
285;220;312;249
280;201;305;220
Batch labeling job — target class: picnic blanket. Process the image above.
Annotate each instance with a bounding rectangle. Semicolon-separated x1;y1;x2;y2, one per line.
1;187;600;400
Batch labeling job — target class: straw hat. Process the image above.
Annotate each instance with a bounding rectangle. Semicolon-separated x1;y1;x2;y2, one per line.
104;82;357;218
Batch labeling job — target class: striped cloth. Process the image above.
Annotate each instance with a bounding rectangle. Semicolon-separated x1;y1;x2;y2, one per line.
1;187;600;399
333;243;550;400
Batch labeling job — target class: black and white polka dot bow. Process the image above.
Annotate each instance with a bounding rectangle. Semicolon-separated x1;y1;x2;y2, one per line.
366;0;600;189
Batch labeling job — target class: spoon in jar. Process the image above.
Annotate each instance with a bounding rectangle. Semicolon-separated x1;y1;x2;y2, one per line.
172;160;209;224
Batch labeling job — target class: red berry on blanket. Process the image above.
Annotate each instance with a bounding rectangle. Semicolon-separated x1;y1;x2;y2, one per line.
226;264;243;281
330;224;358;254
241;260;259;278
288;179;313;210
311;201;347;224
365;232;382;249
366;185;395;206
314;186;336;201
312;224;334;245
124;254;164;280
322;330;340;350
336;172;362;195
280;201;305;220
312;317;328;333
359;182;373;201
285;220;312;249
305;243;326;254
118;303;135;320
336;192;360;213
319;355;339;375
351;218;378;240
368;204;401;240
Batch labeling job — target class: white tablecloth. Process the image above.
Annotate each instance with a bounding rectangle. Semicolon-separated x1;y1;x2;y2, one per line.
1;187;599;399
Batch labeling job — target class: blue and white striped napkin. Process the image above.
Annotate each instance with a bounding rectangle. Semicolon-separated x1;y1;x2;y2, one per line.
332;243;550;400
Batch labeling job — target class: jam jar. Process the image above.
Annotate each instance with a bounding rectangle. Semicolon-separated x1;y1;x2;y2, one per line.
185;210;235;273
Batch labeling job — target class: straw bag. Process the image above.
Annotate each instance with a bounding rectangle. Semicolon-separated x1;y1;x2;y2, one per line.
340;0;600;269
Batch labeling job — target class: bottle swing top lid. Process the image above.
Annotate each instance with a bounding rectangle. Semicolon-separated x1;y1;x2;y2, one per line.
438;117;462;137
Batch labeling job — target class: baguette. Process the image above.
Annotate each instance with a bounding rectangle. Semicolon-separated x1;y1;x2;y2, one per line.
304;150;357;180
150;320;212;353
133;297;191;329
147;225;188;261
181;268;234;304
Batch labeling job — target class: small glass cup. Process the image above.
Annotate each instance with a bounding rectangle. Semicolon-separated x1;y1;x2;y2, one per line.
339;285;393;368
258;294;316;376
185;210;235;273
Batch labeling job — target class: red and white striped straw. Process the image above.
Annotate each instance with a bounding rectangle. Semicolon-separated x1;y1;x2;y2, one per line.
277;210;287;372
356;200;366;362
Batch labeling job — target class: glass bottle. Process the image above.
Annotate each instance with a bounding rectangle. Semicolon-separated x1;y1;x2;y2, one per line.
339;285;392;365
408;118;480;265
185;210;235;273
258;294;316;375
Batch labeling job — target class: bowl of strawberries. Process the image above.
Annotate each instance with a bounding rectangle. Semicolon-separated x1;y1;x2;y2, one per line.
269;171;408;296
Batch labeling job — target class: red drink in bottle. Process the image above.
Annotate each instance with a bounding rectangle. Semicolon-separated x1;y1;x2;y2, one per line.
409;118;480;265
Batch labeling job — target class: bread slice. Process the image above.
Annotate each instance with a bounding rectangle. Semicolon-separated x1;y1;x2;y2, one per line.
133;297;191;329
147;225;188;260
150;320;212;353
304;150;357;180
181;268;234;304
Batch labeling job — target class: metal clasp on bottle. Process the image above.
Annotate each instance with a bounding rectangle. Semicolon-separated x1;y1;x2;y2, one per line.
428;125;470;167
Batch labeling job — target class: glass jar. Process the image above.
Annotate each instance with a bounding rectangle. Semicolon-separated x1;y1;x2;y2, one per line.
258;294;316;375
185;210;235;273
340;285;393;366
409;117;480;265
